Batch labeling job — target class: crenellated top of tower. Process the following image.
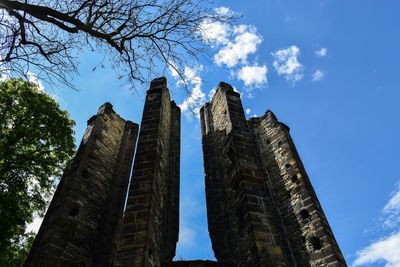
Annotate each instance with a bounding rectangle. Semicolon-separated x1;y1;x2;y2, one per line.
149;77;167;91
216;81;234;92
97;102;114;115
248;110;290;131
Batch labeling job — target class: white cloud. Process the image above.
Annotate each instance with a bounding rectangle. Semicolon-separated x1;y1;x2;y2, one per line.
199;14;262;68
353;182;400;267
26;216;43;233
27;72;44;91
208;88;216;101
214;6;233;16
312;70;325;81
315;47;328;57
353;231;400;267
0;54;10;82
383;183;400;229
198;19;230;45
246;108;251;115
272;45;304;85
168;60;180;79
178;65;206;119
214;25;262;67
237;65;268;87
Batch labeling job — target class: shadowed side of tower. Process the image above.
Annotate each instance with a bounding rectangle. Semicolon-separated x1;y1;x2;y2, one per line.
200;82;289;266
116;77;180;267
24;103;139;267
248;112;347;267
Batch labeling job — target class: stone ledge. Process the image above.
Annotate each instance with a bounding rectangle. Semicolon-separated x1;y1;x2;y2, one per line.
162;260;233;267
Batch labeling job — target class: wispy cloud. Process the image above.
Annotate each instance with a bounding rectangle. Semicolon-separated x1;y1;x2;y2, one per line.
198;7;269;91
174;65;206;120
383;183;400;229
198;20;230;46
272;45;304;85
27;72;45;91
214;25;262;68
246;108;251;115
237;65;268;88
353;231;400;267
198;8;263;68
208;88;216;101
353;182;400;267
312;69;325;81
213;6;235;17
315;47;328;57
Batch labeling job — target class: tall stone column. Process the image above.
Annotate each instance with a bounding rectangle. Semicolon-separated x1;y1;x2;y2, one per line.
201;81;347;267
116;77;180;267
200;82;289;267
248;112;347;267
24;103;139;267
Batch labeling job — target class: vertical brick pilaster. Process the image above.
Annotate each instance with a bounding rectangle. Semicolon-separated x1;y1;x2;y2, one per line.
116;77;180;267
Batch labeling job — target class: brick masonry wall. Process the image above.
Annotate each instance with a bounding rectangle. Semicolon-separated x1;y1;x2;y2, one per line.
116;77;180;267
24;103;139;267
200;83;289;267
248;112;347;267
200;102;233;263
201;82;347;267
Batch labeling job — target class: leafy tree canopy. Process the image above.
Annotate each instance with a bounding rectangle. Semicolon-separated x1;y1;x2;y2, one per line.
0;79;75;265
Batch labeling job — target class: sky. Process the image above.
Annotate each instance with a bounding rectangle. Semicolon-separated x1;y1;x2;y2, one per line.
22;0;400;266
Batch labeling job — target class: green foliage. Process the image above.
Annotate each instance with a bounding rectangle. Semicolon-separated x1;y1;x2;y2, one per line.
0;232;36;267
0;79;75;264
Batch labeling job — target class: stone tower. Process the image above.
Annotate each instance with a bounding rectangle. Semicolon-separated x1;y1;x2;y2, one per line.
116;77;181;267
200;82;347;267
24;77;181;267
25;103;139;266
24;77;346;267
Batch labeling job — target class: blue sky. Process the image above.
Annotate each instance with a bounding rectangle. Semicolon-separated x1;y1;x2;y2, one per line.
24;0;400;266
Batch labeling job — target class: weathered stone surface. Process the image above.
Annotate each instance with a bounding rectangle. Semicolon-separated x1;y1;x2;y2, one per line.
200;83;289;266
116;77;181;267
24;103;139;267
200;82;347;267
248;111;347;267
162;260;233;267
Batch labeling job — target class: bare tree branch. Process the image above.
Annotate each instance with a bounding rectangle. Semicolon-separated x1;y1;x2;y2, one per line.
0;0;236;92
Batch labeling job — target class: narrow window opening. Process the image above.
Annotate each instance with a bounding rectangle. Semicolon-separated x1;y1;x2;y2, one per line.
300;209;310;220
278;141;282;147
69;205;80;217
310;237;322;250
266;139;271;145
285;163;291;169
291;175;298;183
81;169;90;178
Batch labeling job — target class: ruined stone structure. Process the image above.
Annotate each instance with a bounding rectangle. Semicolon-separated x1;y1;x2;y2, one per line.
200;82;347;267
116;77;181;266
25;77;346;267
24;78;181;267
25;103;139;266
